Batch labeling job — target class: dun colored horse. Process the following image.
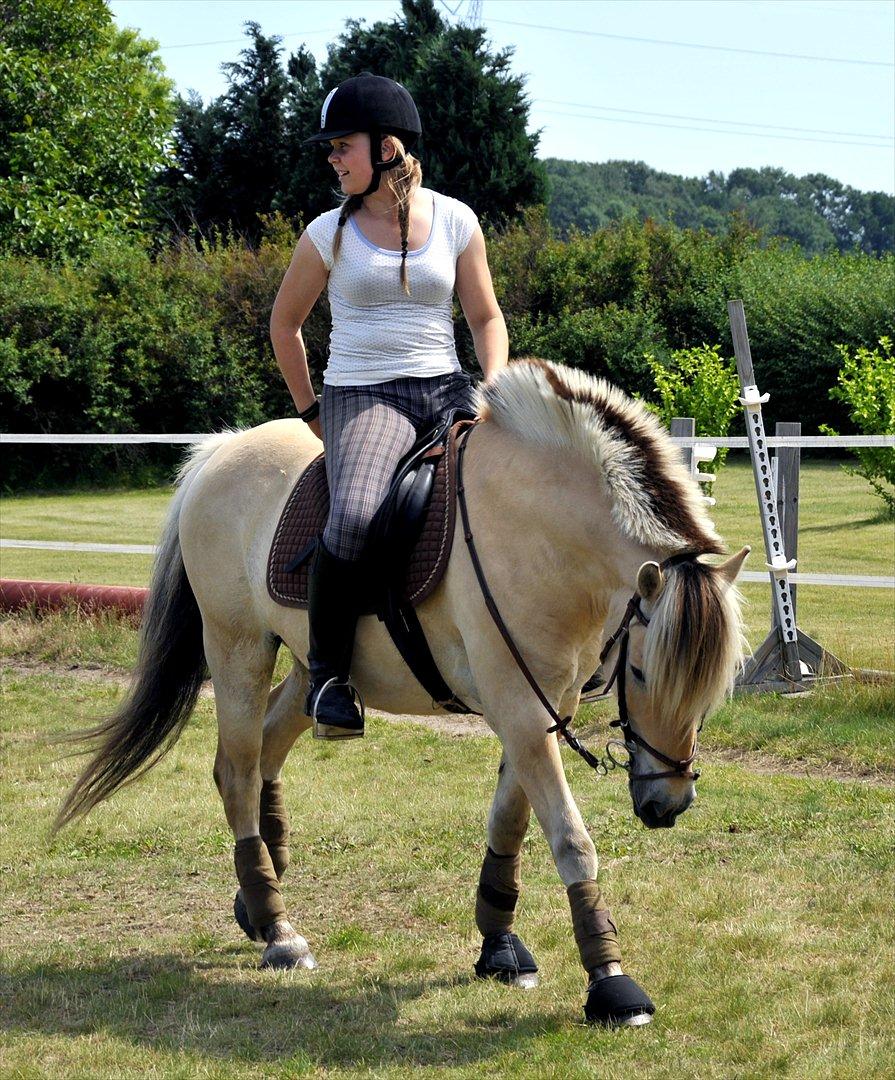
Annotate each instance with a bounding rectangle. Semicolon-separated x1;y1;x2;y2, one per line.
57;359;747;1026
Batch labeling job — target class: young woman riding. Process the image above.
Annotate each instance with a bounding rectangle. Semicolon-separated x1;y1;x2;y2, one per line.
270;74;508;739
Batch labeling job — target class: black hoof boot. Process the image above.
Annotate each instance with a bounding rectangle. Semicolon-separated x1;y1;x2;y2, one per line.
233;890;263;942
307;678;365;739
474;932;539;989
584;973;655;1027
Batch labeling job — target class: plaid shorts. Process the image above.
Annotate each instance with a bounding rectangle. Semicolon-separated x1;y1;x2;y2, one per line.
321;371;478;560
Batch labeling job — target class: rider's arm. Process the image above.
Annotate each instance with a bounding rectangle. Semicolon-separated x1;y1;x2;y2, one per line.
455;224;509;383
270;231;329;427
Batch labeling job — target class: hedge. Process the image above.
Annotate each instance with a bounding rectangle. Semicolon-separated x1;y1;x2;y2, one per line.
2;212;892;488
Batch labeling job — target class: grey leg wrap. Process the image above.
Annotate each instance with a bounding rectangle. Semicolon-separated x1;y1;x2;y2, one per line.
234;835;287;931
568;880;622;972
475;847;521;936
259;779;290;881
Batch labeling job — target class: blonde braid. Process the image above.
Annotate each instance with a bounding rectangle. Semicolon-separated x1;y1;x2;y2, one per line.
384;139;423;296
331;193;363;265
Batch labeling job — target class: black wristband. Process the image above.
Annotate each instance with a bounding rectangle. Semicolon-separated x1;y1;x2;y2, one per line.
298;399;320;422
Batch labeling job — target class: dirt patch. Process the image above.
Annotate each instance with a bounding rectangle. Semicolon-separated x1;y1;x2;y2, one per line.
3;658;892;787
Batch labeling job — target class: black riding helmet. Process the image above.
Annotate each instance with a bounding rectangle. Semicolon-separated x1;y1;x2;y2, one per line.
303;73;422;196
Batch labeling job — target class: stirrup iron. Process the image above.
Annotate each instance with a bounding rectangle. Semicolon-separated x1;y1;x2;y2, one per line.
310;676;366;740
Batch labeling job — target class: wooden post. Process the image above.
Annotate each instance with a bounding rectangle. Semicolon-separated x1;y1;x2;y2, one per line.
774;421;801;625
670;417;694;471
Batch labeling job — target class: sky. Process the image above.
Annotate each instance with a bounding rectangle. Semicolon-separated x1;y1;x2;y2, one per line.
109;0;895;195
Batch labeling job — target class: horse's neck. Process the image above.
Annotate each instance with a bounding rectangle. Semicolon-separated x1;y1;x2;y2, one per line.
465;424;655;642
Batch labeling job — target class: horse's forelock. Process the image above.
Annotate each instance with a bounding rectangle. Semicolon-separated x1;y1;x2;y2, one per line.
643;561;745;737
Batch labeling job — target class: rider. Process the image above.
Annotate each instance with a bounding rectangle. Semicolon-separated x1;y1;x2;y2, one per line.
270;73;508;739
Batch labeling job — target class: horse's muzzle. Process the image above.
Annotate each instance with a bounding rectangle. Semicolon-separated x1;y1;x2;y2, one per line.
633;788;695;829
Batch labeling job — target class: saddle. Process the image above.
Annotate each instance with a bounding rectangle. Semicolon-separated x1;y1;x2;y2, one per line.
267;411;479;713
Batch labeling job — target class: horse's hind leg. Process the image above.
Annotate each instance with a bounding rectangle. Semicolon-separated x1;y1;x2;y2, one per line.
206;625;316;970
473;755;540;988
230;661;312;943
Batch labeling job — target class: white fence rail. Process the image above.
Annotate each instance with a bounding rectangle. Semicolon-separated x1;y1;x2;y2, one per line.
2;431;893;591
2;432;893;448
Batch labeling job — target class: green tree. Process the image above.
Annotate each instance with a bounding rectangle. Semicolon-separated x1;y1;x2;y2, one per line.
152;0;546;241
0;0;176;259
644;344;741;473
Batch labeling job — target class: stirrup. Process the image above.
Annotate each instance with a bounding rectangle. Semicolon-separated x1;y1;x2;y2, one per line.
310;676;365;740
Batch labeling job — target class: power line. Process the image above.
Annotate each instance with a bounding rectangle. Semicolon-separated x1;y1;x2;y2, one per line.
487;17;895;67
534;108;893;149
157;29;339;51
536;99;894;143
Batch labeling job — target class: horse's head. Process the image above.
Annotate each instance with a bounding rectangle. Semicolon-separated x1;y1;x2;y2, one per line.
602;548;749;828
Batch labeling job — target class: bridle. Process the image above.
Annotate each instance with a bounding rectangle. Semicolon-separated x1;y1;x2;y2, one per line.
585;580;701;783
456;424;701;786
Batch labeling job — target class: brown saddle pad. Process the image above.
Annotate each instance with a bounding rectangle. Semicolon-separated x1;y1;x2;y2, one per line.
267;420;471;610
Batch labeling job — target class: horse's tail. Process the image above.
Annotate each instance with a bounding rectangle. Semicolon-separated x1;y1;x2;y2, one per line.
54;435;234;832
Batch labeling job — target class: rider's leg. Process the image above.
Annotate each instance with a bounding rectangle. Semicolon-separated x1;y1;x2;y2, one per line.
307;386;416;737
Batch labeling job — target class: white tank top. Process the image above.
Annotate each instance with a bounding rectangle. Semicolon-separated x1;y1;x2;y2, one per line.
305;189;478;386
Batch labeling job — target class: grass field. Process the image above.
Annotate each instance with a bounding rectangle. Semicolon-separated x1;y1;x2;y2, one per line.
2;454;894;1076
2;458;893;670
1;665;894;1079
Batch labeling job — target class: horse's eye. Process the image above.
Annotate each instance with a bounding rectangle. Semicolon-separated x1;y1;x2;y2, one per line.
630;665;646;684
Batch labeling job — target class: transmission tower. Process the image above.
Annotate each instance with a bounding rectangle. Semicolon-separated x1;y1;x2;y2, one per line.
463;0;483;27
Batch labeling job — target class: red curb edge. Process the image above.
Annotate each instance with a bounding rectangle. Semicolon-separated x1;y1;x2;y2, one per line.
1;579;148;617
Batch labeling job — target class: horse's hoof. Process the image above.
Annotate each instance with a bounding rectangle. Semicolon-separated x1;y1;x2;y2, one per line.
260;935;318;971
474;932;539;989
584;973;655;1027
233;890;263;943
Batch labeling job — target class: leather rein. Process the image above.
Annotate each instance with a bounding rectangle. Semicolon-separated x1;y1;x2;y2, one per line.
456;423;701;786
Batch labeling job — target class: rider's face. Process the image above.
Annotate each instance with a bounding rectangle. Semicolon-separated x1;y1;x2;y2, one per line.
326;133;373;196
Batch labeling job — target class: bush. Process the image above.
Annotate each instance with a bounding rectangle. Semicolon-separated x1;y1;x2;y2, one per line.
643;344;741;472
821;338;895;517
3;211;892;489
0;218;327;488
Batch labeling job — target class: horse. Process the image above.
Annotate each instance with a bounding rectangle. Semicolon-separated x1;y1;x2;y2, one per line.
56;358;747;1027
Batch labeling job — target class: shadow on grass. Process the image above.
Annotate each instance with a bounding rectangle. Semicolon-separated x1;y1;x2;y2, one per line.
798;515;885;534
0;953;571;1068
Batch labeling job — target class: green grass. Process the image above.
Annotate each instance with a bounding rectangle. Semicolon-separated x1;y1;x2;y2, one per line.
710;457;895;672
1;669;893;1078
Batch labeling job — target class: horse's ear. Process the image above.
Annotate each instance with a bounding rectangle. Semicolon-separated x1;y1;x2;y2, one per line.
637;561;664;601
716;546;750;586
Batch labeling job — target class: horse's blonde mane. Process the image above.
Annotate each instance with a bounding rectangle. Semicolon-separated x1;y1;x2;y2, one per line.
478;359;722;554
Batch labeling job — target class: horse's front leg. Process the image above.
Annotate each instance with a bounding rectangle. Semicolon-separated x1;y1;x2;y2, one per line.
206;628;316;971
499;715;655;1027
473;754;540;988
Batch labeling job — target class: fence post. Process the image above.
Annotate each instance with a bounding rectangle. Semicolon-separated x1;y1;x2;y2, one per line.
774;421;801;626
670;417;694;470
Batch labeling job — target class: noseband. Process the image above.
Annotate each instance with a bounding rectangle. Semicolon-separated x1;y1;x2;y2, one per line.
456;425;700;786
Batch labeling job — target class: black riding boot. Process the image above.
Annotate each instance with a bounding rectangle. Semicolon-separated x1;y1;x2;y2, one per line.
305;538;365;739
581;666;605;695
